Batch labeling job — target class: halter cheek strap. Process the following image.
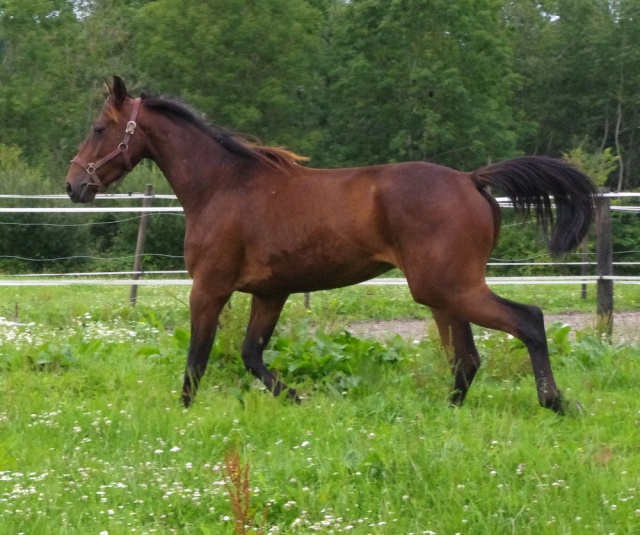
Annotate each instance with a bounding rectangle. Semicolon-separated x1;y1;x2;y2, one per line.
71;97;142;193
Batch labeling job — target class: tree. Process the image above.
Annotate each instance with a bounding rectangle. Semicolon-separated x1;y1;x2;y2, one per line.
507;0;640;190
132;0;327;156
0;0;83;176
323;0;520;169
0;0;152;176
563;146;618;188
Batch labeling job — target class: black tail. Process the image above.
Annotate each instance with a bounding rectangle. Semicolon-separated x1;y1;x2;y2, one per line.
472;156;599;257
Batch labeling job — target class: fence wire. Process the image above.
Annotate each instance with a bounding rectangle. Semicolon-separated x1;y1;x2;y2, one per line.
0;192;638;287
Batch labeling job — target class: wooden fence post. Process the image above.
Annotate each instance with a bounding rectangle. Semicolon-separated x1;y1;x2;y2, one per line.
580;237;588;300
129;184;154;306
596;188;613;338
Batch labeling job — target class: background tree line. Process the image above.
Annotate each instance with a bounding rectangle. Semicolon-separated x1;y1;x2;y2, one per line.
0;0;638;274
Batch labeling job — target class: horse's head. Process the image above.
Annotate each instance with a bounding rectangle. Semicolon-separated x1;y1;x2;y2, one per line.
66;76;144;203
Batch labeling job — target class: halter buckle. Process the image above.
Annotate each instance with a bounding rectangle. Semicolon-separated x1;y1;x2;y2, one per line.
126;120;137;135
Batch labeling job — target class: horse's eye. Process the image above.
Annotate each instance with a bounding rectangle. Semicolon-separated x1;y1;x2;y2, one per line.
93;125;106;135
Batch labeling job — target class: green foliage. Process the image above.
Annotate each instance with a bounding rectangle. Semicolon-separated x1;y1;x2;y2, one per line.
609;194;640;275
507;0;640;189
2;0;640;187
133;0;326;154
265;324;407;393
563;146;619;187
487;211;596;277
325;0;519;168
546;321;573;357
0;2;100;173
488;216;551;276
0;151;187;274
28;341;76;371
0;145;45;194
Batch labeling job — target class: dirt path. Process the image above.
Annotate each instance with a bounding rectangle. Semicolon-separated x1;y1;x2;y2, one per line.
347;311;640;345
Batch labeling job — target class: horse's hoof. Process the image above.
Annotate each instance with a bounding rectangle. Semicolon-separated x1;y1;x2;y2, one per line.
448;390;465;408
542;395;584;417
273;385;301;405
540;396;564;414
287;388;302;405
181;393;193;408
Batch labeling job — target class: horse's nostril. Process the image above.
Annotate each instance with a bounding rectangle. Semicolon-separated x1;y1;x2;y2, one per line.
66;182;73;196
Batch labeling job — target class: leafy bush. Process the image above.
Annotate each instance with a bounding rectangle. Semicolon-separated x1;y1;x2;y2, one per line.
264;324;406;394
27;341;76;371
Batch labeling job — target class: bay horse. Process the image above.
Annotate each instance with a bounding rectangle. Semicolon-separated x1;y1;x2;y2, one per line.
66;77;598;413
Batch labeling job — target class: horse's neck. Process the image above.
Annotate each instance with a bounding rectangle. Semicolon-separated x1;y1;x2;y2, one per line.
143;116;236;212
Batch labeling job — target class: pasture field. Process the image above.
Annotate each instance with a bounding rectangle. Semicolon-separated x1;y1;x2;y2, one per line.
1;284;640;534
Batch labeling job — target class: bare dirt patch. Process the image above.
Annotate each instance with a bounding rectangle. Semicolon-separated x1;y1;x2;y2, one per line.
347;311;640;345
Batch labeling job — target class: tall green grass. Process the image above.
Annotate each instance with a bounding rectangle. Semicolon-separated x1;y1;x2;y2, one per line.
1;285;639;534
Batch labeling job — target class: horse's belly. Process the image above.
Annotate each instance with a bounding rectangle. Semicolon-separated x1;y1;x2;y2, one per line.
236;247;393;294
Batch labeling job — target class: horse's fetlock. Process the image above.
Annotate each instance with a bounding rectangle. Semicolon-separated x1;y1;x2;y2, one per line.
538;391;564;414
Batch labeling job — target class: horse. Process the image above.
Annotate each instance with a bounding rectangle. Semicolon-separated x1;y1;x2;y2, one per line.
66;76;598;413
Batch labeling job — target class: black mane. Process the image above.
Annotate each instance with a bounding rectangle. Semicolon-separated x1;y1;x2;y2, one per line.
140;95;305;169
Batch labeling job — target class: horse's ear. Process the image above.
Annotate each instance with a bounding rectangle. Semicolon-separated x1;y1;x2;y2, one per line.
112;76;128;108
105;79;114;95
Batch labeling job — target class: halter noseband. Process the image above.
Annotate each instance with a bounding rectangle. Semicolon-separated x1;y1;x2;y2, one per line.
70;97;142;193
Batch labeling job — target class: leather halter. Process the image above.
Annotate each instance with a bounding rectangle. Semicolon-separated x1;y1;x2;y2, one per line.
70;97;142;192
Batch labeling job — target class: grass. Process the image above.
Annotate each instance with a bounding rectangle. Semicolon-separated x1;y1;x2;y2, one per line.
0;284;640;534
3;281;640;327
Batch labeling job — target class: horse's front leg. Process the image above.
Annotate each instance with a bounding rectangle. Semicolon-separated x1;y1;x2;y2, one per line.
241;294;300;403
181;284;231;407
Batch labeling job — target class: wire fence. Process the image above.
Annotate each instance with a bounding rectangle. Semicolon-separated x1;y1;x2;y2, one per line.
0;276;638;288
0;192;639;287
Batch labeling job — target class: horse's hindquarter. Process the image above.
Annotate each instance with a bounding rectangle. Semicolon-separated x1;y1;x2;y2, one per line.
376;163;497;306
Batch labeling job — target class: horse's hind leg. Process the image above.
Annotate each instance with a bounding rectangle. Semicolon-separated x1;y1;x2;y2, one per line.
412;281;562;412
241;294;300;403
445;288;563;413
431;309;481;406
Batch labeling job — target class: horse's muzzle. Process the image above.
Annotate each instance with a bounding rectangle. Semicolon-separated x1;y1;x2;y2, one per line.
66;179;98;203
